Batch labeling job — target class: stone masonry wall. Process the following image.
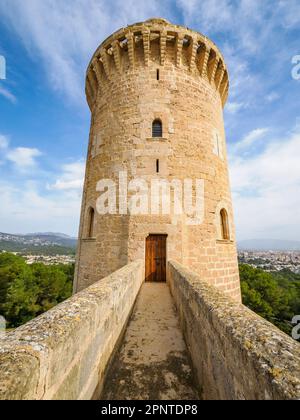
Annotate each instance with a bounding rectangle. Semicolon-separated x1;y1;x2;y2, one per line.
75;18;241;302
0;260;144;400
168;261;300;400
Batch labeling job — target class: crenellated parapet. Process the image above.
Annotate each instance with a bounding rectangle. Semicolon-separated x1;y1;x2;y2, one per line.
85;18;229;110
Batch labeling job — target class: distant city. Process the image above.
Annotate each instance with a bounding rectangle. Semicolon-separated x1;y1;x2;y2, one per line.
20;254;76;265
0;232;77;265
238;251;300;274
1;231;300;273
0;232;77;249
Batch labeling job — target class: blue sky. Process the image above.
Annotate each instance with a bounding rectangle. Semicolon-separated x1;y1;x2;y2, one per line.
0;0;299;240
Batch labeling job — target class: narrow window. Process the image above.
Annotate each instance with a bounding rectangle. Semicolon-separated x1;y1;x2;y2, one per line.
157;69;160;81
220;209;229;240
88;207;95;238
152;119;162;138
216;133;220;157
213;131;222;158
156;159;160;173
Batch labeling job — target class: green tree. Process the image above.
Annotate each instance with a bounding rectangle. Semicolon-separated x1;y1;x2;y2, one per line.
0;253;73;328
0;253;28;307
240;264;300;337
31;263;72;313
3;267;40;327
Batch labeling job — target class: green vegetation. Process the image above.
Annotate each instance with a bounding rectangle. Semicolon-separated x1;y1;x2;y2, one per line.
0;253;73;328
240;264;300;337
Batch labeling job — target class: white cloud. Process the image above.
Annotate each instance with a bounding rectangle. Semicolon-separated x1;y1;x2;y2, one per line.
175;0;298;120
0;134;9;149
0;180;82;236
0;85;17;104
0;135;42;170
176;0;234;33
265;92;280;103
0;155;85;235
176;0;265;53
278;0;300;28
177;0;300;52
231;128;269;154
48;160;85;191
229;127;300;240
7;147;42;169
226;102;246;114
0;135;84;235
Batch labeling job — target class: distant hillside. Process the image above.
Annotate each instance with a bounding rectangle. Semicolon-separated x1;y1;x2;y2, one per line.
238;239;300;251
0;232;77;255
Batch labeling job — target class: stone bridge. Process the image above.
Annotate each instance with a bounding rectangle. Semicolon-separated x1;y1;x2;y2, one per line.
0;260;299;400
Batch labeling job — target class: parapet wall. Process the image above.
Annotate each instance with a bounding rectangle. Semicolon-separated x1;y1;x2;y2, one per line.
86;18;229;110
168;261;300;400
0;260;144;400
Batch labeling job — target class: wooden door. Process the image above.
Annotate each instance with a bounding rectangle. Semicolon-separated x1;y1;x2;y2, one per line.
145;235;167;282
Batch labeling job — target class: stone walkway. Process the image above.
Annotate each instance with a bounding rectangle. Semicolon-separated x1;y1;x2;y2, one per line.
101;283;199;400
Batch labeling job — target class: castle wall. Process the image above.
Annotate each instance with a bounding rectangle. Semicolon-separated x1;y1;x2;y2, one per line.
0;261;144;400
74;18;240;302
169;261;300;400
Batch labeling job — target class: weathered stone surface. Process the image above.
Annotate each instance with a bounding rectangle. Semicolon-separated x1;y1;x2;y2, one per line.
0;260;144;400
0;351;40;400
168;261;300;400
101;283;199;400
75;18;241;303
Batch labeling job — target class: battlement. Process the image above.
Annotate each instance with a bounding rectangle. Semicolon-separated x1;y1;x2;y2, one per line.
85;18;229;110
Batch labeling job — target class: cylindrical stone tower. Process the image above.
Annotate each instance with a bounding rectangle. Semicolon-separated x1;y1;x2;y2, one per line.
74;18;241;302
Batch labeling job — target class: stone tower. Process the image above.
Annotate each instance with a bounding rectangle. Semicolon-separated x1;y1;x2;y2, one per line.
74;18;241;302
